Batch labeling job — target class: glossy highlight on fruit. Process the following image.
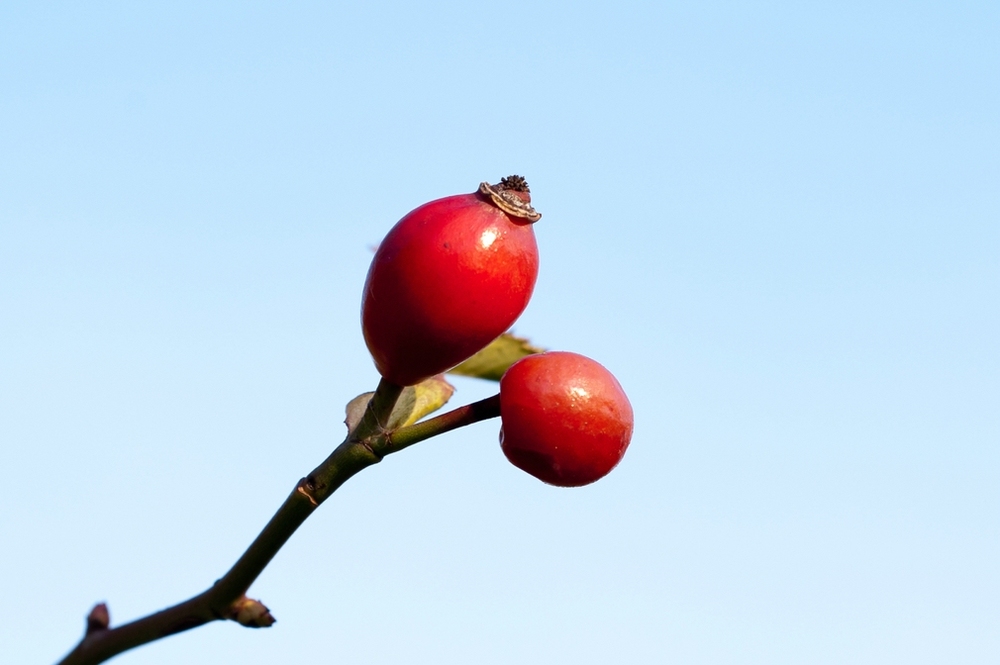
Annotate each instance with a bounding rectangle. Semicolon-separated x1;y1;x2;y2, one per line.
499;351;633;487
362;176;541;386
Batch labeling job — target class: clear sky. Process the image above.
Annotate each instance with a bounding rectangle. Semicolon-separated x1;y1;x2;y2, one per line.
2;2;998;664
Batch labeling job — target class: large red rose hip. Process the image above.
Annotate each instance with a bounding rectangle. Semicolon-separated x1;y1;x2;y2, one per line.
362;176;541;386
499;351;633;487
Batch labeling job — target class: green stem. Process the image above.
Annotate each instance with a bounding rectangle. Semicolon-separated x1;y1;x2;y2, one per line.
55;379;405;665
383;394;501;454
54;382;504;665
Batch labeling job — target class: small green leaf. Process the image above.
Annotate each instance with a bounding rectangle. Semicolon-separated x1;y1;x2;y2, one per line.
344;392;374;434
387;375;455;429
344;376;455;434
448;333;545;381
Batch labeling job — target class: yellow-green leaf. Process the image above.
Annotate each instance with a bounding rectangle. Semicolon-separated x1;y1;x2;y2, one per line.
387;375;455;429
344;375;455;434
448;333;545;381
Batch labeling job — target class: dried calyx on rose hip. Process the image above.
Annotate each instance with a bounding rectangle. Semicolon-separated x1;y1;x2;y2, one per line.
499;351;633;487
362;176;541;386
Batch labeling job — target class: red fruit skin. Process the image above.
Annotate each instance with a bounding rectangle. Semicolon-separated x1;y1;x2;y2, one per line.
362;192;539;386
499;352;634;487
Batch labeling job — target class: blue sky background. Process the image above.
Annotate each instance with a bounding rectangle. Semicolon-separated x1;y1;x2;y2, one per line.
2;2;997;663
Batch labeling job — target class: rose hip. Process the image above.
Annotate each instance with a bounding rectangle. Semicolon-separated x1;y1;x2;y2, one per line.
499;351;633;487
362;176;541;386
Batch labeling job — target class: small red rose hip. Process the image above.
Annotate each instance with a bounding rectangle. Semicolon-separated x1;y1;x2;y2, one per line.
499;351;633;487
362;176;541;386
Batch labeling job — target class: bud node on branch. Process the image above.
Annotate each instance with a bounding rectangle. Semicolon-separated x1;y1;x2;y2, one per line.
85;604;109;636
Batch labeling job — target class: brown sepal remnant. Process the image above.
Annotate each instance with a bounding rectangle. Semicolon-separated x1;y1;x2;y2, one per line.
499;175;530;192
479;175;541;222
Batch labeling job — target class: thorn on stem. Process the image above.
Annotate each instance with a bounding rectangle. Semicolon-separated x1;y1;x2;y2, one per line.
86;603;110;635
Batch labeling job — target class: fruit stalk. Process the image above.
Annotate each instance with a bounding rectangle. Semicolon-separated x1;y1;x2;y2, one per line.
385;394;501;453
